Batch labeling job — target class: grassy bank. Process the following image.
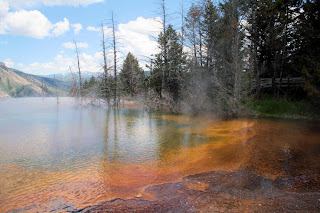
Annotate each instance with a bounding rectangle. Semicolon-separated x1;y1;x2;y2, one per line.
244;97;320;120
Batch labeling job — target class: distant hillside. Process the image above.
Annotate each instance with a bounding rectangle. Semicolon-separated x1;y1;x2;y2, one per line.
42;71;103;82
0;63;71;98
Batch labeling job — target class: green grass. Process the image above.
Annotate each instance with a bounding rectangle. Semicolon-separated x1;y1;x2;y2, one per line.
244;97;320;119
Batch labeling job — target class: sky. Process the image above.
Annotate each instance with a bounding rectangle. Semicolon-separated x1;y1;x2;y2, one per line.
0;0;190;75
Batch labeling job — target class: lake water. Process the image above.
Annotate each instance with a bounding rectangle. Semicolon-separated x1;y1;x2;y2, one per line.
0;97;319;212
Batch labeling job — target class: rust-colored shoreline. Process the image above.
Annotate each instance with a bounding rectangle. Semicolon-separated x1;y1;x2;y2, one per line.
7;167;320;212
75;168;320;212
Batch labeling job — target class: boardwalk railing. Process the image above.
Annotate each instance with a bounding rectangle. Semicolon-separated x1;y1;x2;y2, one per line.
255;77;306;88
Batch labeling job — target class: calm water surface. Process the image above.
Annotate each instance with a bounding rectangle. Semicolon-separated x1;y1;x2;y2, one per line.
0;97;319;212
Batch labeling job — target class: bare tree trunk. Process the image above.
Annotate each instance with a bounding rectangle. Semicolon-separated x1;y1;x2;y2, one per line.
111;12;118;106
161;0;168;98
68;66;78;96
230;0;242;114
248;3;261;100
193;23;197;65
178;0;185;100
74;41;82;98
180;1;185;48
278;3;289;99
101;22;110;103
198;17;203;68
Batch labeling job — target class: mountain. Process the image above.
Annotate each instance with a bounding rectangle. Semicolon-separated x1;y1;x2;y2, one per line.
0;62;71;98
41;71;102;82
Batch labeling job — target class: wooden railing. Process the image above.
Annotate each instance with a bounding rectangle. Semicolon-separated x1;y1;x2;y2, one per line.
256;77;306;88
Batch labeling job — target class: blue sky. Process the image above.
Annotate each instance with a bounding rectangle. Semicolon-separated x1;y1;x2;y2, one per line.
0;0;191;75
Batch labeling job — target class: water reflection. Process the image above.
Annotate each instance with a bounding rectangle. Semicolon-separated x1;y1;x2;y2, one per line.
0;98;319;212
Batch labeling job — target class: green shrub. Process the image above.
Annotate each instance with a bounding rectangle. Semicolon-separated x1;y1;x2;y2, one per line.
245;97;318;118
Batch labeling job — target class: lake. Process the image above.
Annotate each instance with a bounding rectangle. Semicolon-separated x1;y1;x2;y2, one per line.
0;97;319;212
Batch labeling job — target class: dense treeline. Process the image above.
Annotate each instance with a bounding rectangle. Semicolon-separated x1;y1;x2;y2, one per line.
76;0;319;116
247;0;320;99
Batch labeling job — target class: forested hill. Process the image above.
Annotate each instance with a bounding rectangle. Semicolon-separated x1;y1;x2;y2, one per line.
0;63;70;98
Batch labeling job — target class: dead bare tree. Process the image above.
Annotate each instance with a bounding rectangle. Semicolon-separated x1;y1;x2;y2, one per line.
197;5;203;68
68;66;78;96
185;3;199;65
102;23;108;79
101;22;111;104
161;0;168;96
111;12;119;107
74;41;82;98
179;0;185;87
180;0;185;48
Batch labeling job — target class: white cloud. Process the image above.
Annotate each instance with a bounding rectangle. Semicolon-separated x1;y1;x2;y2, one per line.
116;17;162;66
0;40;8;44
87;25;113;36
3;0;104;9
80;52;103;72
4;58;14;67
0;2;80;38
22;54;73;75
63;42;88;49
1;10;52;38
87;26;100;32
52;18;70;36
0;1;9;19
21;52;103;75
8;16;164;75
87;17;162;68
72;23;82;35
0;9;73;38
103;26;113;36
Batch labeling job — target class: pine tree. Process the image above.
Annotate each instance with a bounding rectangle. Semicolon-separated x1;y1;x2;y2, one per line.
202;0;219;70
120;52;144;96
294;0;320;98
89;76;96;87
152;25;186;101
